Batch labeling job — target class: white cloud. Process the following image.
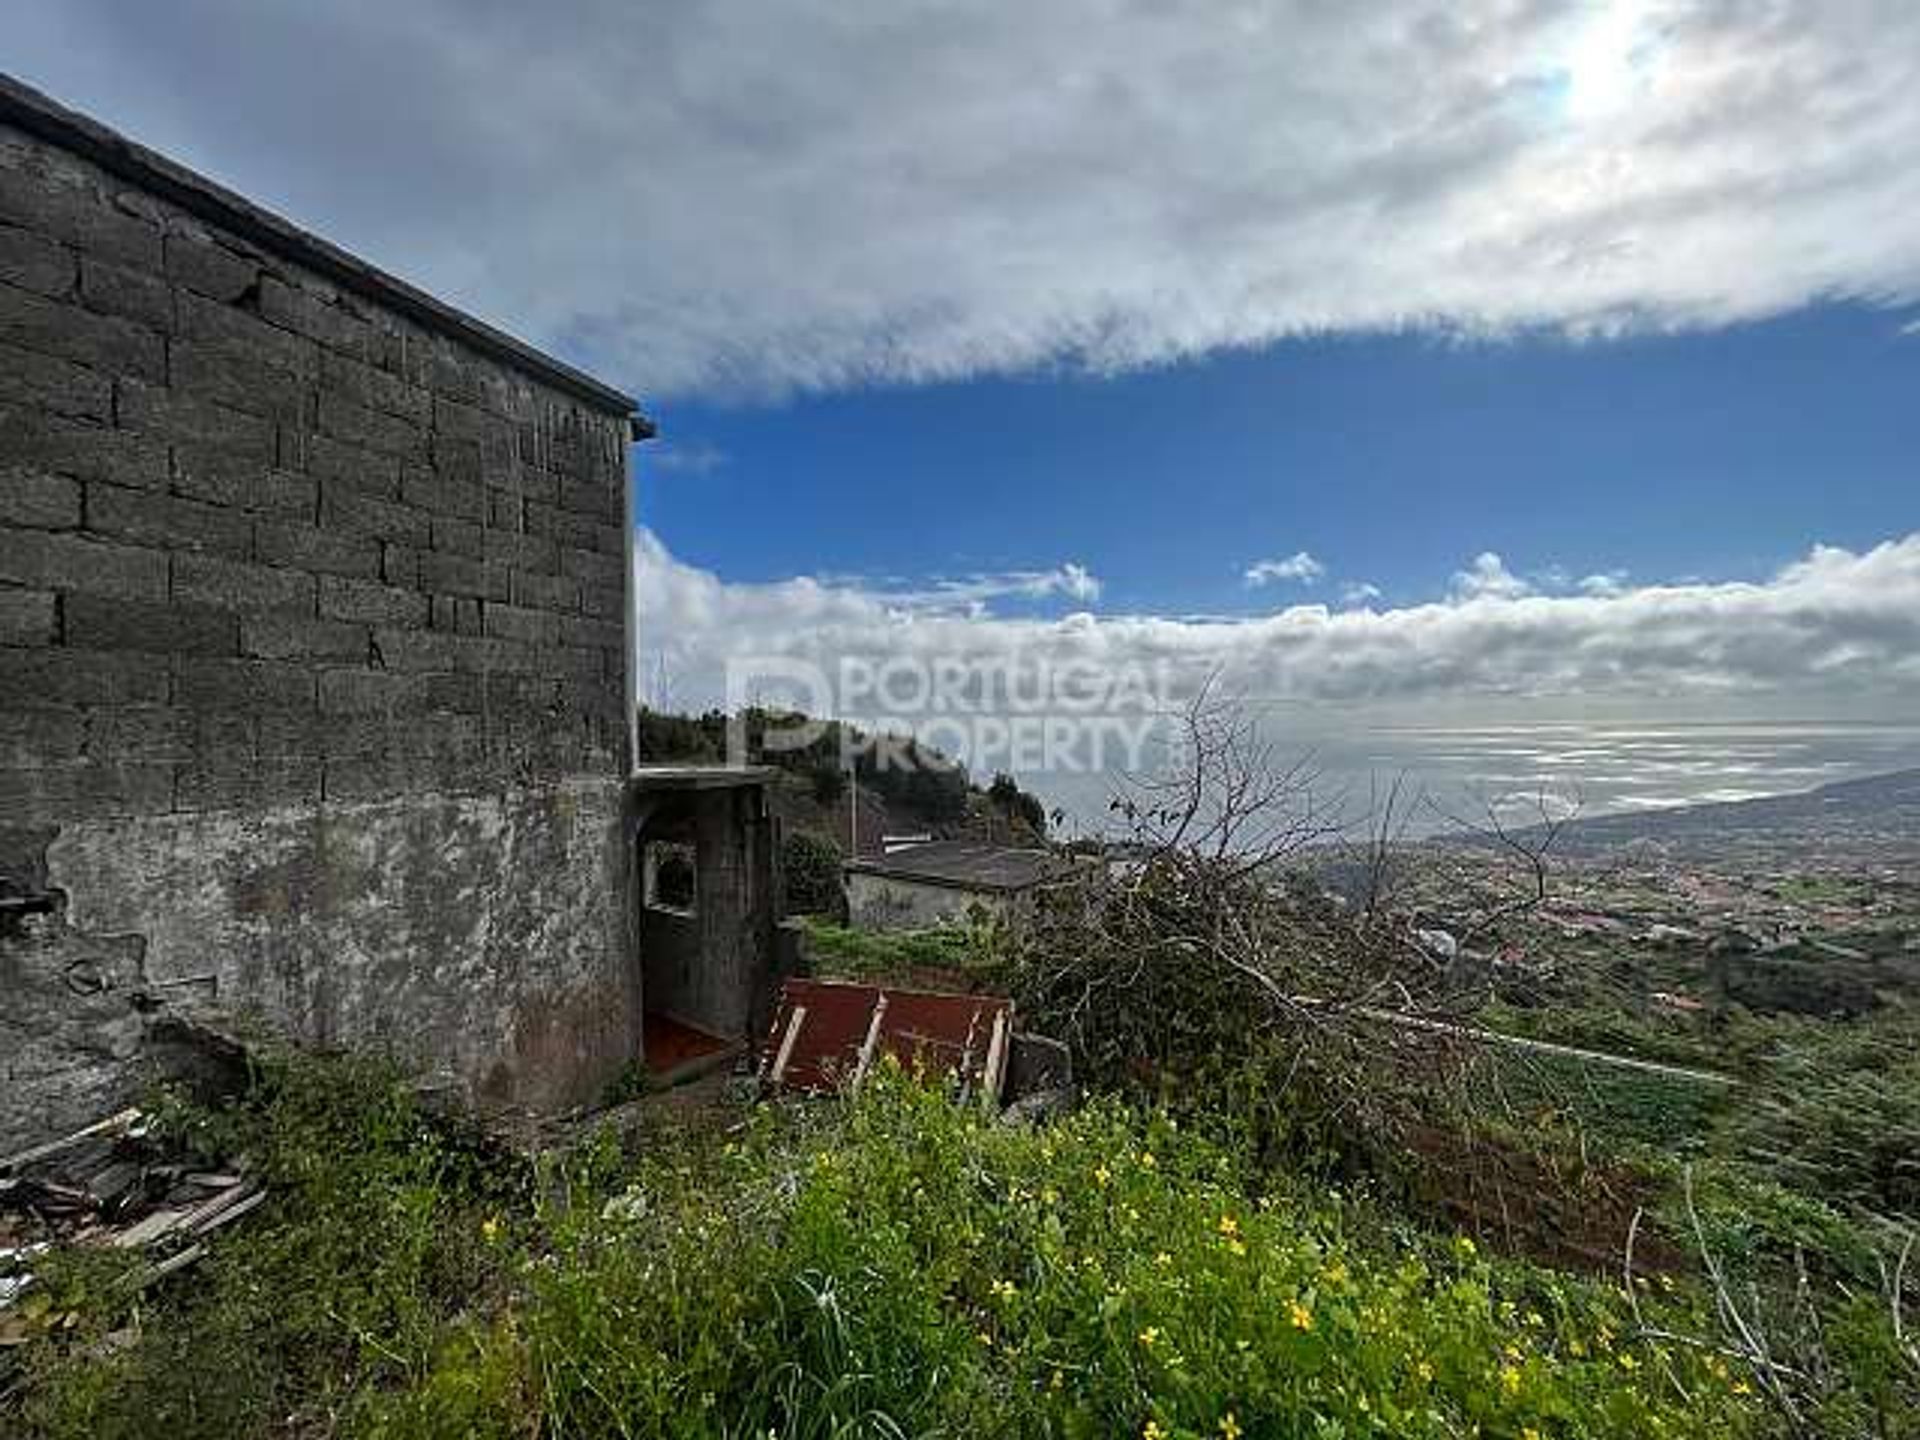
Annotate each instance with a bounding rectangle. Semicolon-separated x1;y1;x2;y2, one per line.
1579;570;1631;595
1341;582;1384;606
1450;552;1533;601
647;441;728;476
1245;552;1326;588
13;1;1920;397
637;530;1920;715
809;561;1103;616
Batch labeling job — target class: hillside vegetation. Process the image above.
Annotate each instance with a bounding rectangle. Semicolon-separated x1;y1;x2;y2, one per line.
637;707;1050;862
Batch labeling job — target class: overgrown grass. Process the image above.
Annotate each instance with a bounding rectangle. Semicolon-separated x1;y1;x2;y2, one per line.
796;914;997;985
11;1053;1776;1439
11;1055;523;1439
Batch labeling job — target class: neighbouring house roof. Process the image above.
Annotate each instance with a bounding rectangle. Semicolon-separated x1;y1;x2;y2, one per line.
0;72;648;427
843;840;1065;894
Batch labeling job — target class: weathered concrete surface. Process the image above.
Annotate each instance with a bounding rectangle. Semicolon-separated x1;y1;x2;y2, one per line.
637;780;780;1043
845;872;1024;932
0;892;150;1152
1;780;633;1150
0;80;643;1151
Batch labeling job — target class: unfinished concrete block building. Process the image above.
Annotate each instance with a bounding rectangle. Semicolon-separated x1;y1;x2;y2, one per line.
0;76;684;1149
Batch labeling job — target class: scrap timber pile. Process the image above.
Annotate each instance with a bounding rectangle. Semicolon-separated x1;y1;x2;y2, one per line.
0;1110;263;1336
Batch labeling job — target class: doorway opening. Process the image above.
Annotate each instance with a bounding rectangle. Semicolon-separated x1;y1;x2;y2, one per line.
629;767;784;1085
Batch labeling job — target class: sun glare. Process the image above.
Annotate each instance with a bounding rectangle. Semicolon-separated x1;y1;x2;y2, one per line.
1562;0;1649;122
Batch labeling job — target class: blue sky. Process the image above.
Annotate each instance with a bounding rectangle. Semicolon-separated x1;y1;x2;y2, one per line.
648;303;1918;615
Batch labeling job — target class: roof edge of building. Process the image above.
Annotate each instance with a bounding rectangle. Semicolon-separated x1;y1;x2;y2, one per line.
0;72;651;429
842;860;1031;895
842;845;1064;893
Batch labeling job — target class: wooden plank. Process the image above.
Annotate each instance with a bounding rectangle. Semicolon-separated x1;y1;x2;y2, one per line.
109;1208;189;1250
173;1182;256;1235
980;1011;1010;1107
0;1108;141;1176
189;1187;265;1235
850;995;890;1088
768;1005;809;1085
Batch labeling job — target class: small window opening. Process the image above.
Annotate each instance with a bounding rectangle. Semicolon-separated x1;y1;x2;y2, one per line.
644;841;698;916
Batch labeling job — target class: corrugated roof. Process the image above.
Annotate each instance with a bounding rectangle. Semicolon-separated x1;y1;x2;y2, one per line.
843;840;1065;893
759;978;1014;1096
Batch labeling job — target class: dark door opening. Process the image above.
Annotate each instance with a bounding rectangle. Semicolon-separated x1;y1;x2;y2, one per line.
630;768;784;1083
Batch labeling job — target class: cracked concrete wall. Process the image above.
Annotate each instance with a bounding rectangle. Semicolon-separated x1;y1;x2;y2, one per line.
3;782;635;1150
0;87;640;1150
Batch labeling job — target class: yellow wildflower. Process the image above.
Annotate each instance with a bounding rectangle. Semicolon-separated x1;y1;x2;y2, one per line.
1499;1365;1523;1396
1287;1299;1314;1331
480;1215;501;1243
1218;1214;1240;1238
1219;1413;1242;1440
975;1330;993;1347
1140;1151;1157;1169
1525;1310;1545;1328
1731;1379;1753;1396
1094;1165;1112;1186
1619;1353;1640;1372
990;1279;1017;1301
1455;1235;1477;1257
1228;1238;1248;1257
1155;1251;1173;1267
1144;1423;1166;1440
1523;1429;1542;1440
1138;1326;1162;1348
1416;1360;1435;1382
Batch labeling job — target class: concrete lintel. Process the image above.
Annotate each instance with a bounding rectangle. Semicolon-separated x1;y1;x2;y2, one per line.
629;765;777;792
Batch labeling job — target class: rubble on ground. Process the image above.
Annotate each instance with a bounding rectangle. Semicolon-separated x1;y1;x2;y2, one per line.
0;1108;263;1344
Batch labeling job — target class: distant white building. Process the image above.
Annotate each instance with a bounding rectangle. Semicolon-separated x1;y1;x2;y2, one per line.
844;841;1067;931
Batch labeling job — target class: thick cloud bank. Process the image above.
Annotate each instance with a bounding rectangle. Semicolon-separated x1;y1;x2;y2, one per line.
13;1;1920;395
637;530;1920;716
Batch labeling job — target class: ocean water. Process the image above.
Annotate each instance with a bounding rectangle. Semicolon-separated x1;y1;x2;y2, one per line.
1037;717;1920;840
1336;720;1920;817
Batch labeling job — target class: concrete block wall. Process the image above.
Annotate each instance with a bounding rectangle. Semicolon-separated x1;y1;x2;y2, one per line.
0;80;641;1147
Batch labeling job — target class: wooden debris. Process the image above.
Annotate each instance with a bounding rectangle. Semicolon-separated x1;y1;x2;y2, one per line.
767;1004;810;1086
0;1106;263;1312
0;1109;141;1178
